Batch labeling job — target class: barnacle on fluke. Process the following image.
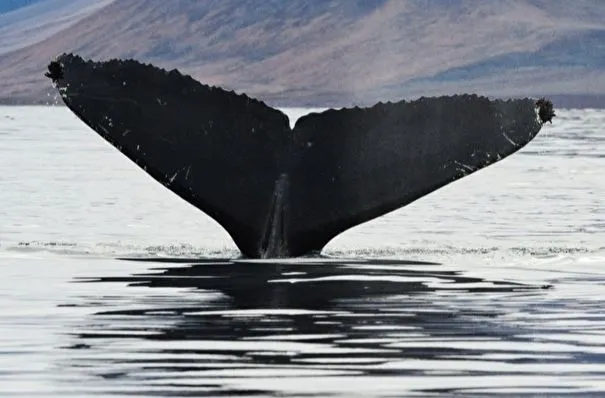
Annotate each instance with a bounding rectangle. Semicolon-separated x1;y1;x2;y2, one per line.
45;60;64;82
46;53;552;258
536;97;556;124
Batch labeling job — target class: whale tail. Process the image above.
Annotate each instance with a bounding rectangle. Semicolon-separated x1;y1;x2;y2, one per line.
47;54;548;258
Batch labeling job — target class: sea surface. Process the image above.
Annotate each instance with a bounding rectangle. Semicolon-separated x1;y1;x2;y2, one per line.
0;106;604;397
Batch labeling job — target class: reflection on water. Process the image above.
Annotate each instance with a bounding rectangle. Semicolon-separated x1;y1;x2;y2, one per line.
53;257;603;396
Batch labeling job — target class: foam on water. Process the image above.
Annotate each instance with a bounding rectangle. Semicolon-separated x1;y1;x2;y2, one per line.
0;106;604;397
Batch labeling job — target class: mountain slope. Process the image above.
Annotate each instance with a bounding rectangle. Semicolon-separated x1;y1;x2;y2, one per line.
1;0;604;106
0;0;45;14
0;0;115;57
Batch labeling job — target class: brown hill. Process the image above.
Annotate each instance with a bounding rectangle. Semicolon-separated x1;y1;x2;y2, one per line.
1;0;605;107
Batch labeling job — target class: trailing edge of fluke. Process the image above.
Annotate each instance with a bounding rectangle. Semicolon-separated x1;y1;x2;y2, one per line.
46;54;554;258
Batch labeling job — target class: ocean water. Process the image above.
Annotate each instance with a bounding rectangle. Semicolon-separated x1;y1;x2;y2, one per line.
0;106;604;397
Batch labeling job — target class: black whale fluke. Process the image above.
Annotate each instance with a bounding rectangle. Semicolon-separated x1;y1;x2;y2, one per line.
46;53;550;258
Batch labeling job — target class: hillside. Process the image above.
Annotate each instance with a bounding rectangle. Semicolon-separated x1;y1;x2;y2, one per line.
1;0;604;107
0;0;44;14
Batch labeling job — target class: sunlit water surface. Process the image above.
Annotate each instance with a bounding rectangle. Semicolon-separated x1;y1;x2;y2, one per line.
1;106;604;397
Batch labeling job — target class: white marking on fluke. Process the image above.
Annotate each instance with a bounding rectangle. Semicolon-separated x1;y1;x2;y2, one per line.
260;173;290;259
169;171;179;184
502;132;518;146
453;160;475;172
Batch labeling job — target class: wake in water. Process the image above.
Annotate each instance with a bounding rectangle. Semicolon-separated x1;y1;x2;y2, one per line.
4;239;605;261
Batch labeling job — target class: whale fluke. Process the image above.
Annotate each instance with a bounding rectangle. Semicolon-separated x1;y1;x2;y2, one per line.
47;54;550;258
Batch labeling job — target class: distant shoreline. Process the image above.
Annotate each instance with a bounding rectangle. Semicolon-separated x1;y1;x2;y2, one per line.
2;94;605;109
